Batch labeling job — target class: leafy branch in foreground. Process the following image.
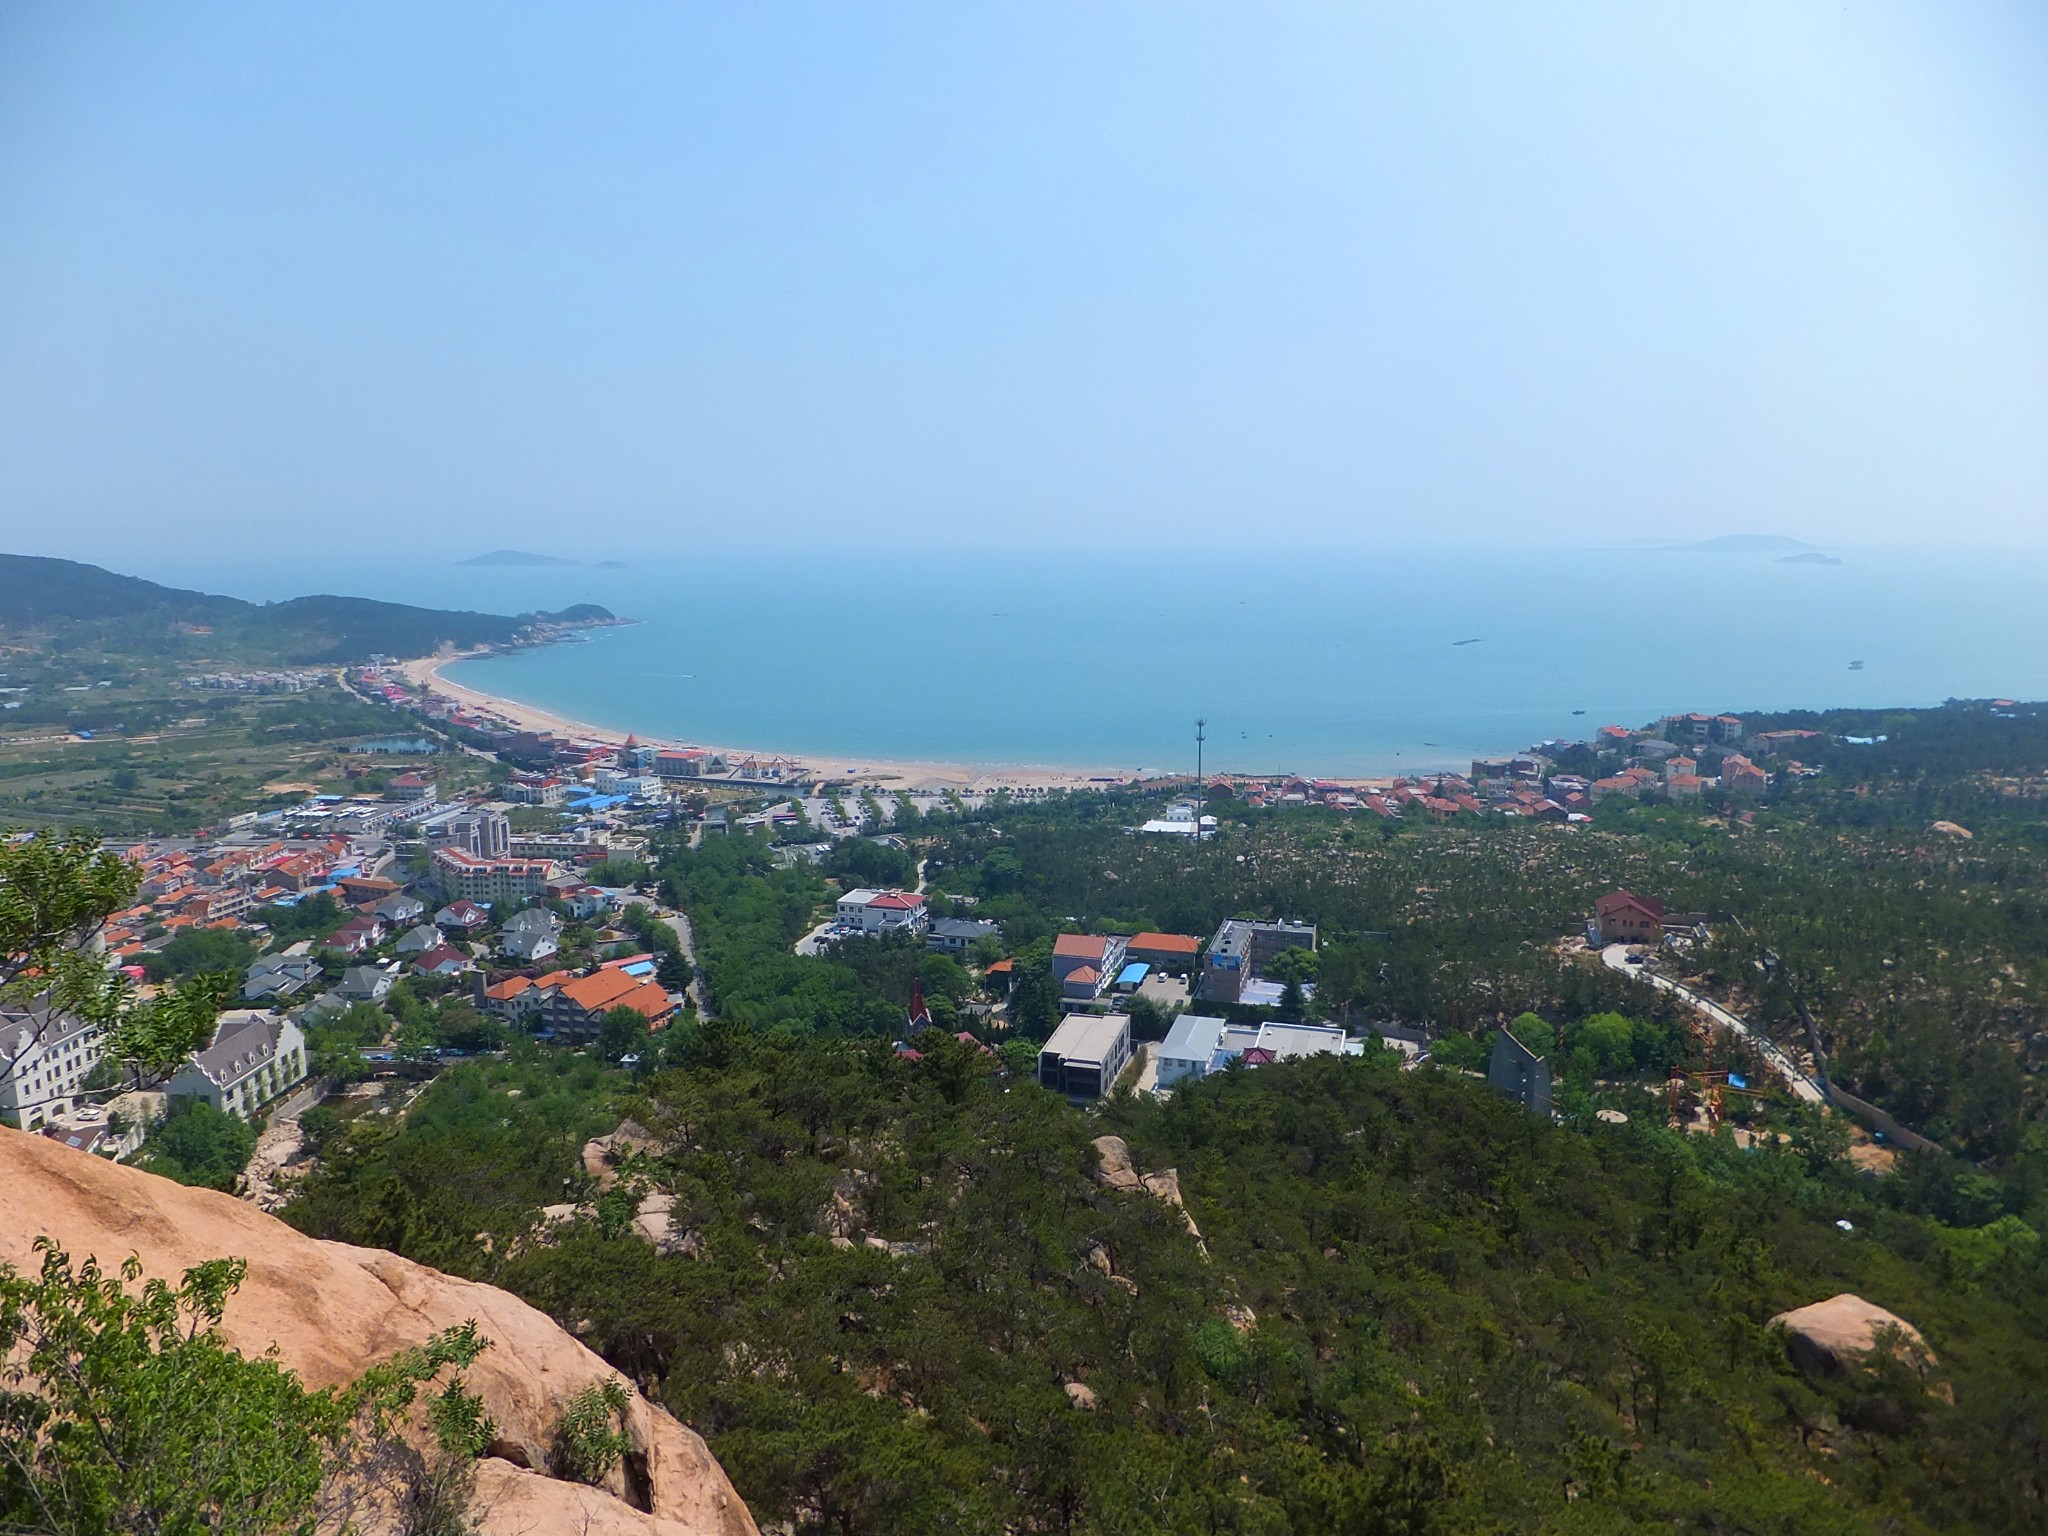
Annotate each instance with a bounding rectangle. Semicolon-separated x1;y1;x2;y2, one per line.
0;829;229;1097
0;1237;492;1536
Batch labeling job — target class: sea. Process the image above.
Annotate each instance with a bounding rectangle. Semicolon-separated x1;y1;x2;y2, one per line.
160;546;2048;778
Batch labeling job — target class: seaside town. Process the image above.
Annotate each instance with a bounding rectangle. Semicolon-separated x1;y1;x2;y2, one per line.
6;658;1891;1166
11;9;2047;1529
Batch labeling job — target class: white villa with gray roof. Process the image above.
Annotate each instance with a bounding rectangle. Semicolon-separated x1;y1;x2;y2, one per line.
166;1010;308;1119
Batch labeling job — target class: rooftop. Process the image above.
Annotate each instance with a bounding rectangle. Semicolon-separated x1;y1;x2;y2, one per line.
1040;1012;1128;1067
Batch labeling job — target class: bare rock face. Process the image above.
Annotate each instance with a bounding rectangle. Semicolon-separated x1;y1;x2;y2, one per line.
1140;1169;1204;1245
583;1119;658;1191
1090;1135;1145;1191
1092;1136;1205;1251
1;1129;755;1536
473;1459;729;1535
1063;1380;1098;1411
1770;1293;1937;1378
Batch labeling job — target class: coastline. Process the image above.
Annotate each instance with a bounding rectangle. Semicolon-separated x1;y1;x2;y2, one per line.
400;651;1147;793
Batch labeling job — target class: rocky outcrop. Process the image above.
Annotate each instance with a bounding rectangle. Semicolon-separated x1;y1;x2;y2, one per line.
583;1119;659;1191
0;1129;756;1536
1770;1293;1937;1378
1092;1135;1146;1192
1092;1136;1204;1251
239;1112;308;1212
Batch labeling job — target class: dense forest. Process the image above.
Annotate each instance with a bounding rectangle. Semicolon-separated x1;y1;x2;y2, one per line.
283;1028;2048;1534
273;754;2048;1533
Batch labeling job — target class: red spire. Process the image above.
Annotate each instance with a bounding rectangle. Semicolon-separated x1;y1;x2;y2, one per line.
909;979;930;1027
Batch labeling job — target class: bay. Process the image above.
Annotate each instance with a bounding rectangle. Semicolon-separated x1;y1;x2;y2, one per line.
163;546;2048;777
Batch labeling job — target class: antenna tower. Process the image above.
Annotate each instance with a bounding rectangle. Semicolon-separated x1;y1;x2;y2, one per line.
1196;718;1206;787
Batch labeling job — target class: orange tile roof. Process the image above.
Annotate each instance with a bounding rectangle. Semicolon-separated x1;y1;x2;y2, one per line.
1129;932;1199;956
484;976;534;1001
613;979;676;1025
1052;934;1106;960
556;969;642;1013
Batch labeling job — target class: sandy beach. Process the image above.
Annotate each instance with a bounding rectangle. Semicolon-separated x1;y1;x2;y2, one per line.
397;651;1143;794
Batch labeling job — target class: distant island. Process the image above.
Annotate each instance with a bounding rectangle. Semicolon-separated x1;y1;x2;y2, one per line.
1675;534;1815;554
1780;552;1843;566
457;549;583;567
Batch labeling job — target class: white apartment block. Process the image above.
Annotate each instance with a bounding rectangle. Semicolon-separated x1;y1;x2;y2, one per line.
1;1008;106;1131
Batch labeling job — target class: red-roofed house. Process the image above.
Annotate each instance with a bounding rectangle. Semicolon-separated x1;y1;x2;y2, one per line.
1593;889;1666;945
412;945;472;977
1053;933;1127;1002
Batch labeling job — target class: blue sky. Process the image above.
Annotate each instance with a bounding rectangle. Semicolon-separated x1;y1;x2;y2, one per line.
2;2;2045;561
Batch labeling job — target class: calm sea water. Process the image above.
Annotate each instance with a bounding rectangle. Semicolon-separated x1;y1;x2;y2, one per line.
168;547;2048;777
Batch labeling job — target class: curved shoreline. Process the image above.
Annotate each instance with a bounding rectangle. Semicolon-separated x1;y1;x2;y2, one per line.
401;651;1156;793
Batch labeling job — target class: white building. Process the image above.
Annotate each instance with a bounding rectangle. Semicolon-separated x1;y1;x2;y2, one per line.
1156;1014;1229;1088
1036;1013;1132;1100
593;769;665;798
498;907;563;963
835;888;929;935
166;1011;308;1120
0;1008;105;1131
1154;1016;1358;1090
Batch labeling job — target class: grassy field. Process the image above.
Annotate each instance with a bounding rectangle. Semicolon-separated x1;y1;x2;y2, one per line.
0;680;495;834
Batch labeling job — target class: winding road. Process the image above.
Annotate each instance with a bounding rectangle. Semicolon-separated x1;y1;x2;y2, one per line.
1600;944;1825;1104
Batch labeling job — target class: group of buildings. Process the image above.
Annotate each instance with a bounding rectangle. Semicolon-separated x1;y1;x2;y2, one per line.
350;662;808;789
1200;711;1833;824
1025;915;1347;1101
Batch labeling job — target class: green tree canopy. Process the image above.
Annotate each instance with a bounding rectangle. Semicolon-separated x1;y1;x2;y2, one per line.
139;1098;259;1192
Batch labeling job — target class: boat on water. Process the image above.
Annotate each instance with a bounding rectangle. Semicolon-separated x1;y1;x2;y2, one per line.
1849;659;1865;670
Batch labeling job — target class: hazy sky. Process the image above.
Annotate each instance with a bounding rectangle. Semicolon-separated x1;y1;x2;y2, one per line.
3;2;2045;561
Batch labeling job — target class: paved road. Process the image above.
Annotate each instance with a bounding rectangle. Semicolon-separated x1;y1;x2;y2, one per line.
1600;944;1825;1103
271;1078;330;1122
663;911;712;1017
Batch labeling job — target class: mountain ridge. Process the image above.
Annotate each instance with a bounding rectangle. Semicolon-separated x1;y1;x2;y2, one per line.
0;552;615;665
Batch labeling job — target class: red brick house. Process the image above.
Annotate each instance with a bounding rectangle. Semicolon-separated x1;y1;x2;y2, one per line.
1593;889;1666;945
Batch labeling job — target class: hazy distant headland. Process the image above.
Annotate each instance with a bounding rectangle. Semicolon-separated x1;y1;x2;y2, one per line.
458;549;629;569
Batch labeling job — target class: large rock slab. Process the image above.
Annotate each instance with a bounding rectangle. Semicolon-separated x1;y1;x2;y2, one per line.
1770;1293;1936;1377
1091;1135;1145;1191
0;1128;755;1536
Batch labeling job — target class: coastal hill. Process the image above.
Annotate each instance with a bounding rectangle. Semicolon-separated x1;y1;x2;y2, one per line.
1;1128;758;1536
0;552;614;665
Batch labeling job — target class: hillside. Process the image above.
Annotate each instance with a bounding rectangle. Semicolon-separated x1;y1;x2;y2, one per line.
0;552;614;664
282;1032;2048;1536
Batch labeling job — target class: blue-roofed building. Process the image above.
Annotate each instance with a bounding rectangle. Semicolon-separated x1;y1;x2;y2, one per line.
1114;961;1150;991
